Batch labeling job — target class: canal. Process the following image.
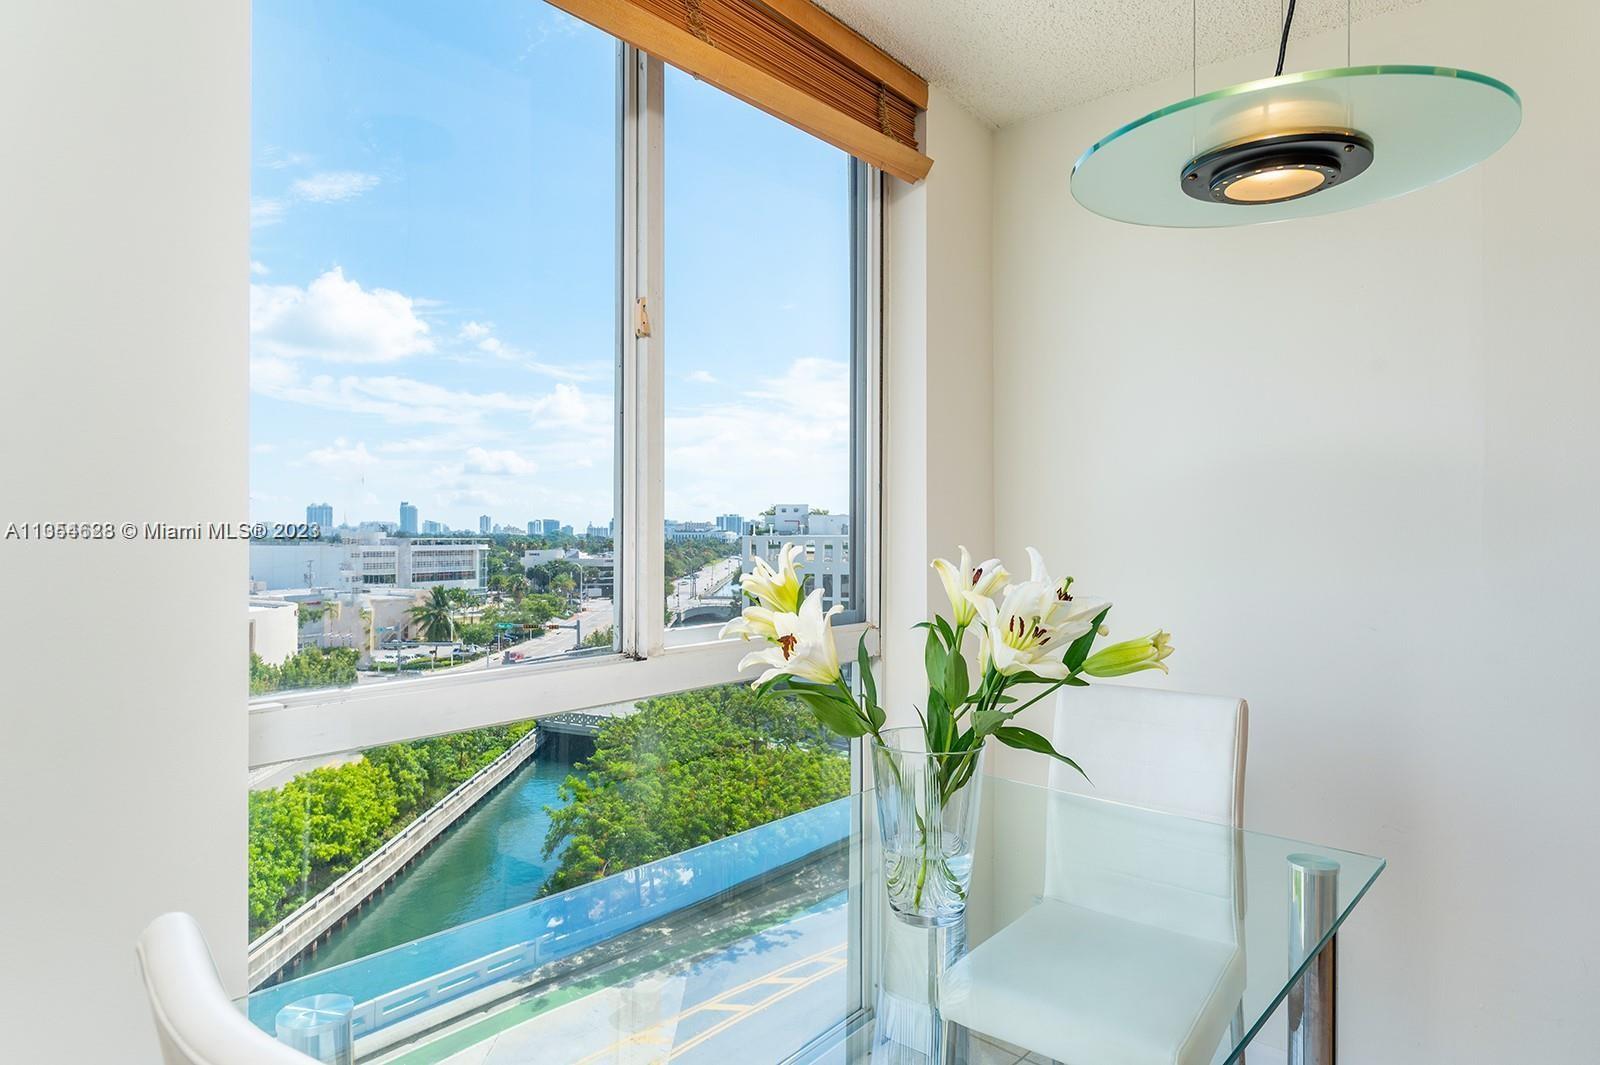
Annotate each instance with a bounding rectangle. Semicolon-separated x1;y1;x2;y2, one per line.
297;740;587;977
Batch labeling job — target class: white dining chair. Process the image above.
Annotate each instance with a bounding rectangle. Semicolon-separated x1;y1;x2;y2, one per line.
939;684;1250;1065
137;912;317;1065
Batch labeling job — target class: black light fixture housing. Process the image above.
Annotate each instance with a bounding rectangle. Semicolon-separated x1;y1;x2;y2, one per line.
1181;130;1375;205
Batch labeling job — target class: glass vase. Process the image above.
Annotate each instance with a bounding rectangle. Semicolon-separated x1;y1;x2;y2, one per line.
871;727;986;927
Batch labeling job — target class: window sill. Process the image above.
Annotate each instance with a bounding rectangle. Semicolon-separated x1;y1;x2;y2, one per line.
249;622;878;767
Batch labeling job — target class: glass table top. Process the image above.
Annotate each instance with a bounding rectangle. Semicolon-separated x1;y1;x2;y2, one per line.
239;775;1383;1065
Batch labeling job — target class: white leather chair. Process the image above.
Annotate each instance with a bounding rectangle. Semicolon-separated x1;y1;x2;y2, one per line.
939;685;1250;1065
137;912;317;1065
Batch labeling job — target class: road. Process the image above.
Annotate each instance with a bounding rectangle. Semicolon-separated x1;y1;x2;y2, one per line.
668;556;741;615
352;597;615;687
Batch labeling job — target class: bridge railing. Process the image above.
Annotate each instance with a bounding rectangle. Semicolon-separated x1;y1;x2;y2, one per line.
242;795;854;1040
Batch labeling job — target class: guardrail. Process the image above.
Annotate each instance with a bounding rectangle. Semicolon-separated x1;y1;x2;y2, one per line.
244;795;853;1039
246;728;545;988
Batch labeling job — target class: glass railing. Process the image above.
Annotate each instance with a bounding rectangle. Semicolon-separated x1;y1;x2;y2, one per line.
242;795;857;1048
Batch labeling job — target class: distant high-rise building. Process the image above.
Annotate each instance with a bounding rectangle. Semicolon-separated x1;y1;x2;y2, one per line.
560;524;574;537
717;513;744;534
541;518;560;536
306;502;334;531
399;501;418;535
422;520;444;535
479;514;491;534
527;521;538;536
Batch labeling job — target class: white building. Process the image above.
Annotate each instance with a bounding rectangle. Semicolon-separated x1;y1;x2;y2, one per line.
666;520;733;542
246;598;299;665
743;508;851;612
250;537;488;593
522;548;615;598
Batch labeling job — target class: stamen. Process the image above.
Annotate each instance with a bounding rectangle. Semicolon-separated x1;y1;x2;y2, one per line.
971;567;983;585
778;634;798;659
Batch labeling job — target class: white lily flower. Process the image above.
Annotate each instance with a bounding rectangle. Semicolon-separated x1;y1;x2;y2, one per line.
931;545;1008;627
719;605;780;642
964;551;1109;680
1021;547;1110;631
737;589;844;688
740;542;805;614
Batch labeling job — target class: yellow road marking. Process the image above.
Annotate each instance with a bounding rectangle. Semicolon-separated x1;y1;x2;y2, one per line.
572;942;848;1065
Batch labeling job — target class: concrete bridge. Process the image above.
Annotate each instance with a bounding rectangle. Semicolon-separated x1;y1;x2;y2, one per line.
537;711;611;737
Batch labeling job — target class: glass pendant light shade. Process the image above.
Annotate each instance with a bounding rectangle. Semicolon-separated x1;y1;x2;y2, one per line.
1071;65;1521;227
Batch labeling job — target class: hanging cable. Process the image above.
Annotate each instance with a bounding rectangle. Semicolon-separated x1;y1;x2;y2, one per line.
1274;0;1298;76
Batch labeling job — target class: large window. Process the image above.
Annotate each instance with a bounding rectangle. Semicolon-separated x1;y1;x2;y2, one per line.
247;1;879;1024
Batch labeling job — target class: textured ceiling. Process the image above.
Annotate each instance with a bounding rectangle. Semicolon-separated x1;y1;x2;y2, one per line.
816;0;1420;127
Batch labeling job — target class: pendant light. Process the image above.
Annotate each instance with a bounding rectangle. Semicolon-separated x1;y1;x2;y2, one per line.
1070;0;1521;227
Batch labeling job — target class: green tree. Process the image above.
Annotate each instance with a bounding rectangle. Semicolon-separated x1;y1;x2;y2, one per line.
541;685;848;894
407;586;456;642
247;721;534;936
250;647;359;695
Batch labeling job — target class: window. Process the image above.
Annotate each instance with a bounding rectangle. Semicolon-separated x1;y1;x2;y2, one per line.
659;67;868;647
249;0;620;697
247;1;879;1039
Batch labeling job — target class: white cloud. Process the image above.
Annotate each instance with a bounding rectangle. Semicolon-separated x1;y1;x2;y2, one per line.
258;147;314;170
463;447;538;476
455;320;593;382
252;267;434;363
686;369;717;385
664;357;851;517
290;170;381;203
251;197;285;228
250;260;271;276
305;438;379;470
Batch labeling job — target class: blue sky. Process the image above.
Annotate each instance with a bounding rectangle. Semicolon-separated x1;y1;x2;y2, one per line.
250;1;853;531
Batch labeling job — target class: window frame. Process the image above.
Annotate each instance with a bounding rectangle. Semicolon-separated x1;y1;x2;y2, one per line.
247;47;883;770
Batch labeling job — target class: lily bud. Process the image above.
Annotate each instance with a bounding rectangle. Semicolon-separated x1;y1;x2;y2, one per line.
1082;631;1174;677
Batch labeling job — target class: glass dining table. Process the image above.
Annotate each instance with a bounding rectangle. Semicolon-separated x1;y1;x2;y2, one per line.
239;775;1384;1065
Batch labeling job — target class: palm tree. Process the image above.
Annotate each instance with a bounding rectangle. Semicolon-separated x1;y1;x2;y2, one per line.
408;586;456;643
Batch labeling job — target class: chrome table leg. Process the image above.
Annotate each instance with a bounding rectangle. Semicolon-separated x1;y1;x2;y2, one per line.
1287;854;1339;1065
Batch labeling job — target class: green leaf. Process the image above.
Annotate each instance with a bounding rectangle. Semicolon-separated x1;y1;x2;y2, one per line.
971;708;1009;739
924;626;947;692
926;687;952;753
993;726;1091;783
857;635;877;709
1064;606;1113;672
1005;670;1057;687
792;691;871;738
933;615;957;650
1062;676;1089;687
943;644;970;713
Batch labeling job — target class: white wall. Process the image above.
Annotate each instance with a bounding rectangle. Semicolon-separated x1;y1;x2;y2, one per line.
990;1;1599;1060
882;87;996;720
0;3;250;1062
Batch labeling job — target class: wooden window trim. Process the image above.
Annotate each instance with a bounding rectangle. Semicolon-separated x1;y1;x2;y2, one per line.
550;0;933;182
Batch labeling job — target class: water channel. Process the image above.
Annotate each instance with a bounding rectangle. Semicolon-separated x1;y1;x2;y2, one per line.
297;741;587;977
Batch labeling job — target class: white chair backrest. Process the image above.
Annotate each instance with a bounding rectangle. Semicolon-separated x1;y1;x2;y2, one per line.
1047;684;1248;826
137;913;316;1065
1041;685;1249;943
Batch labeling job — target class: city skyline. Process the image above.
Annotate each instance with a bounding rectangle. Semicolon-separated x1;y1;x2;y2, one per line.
249;1;854;532
299;499;839;536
